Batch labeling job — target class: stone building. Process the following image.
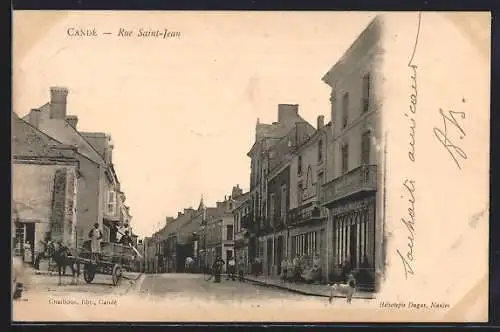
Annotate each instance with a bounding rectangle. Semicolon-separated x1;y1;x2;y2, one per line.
232;191;251;273
22;87;132;245
204;197;235;267
246;104;313;274
12;113;79;260
257;108;316;277
321;16;384;291
287;116;332;280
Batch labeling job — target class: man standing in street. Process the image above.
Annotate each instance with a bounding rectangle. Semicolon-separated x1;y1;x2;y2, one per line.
88;223;103;262
212;256;225;283
226;256;236;281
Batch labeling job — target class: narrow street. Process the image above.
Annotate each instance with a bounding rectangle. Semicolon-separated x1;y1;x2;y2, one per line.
135;273;311;302
13;271;375;322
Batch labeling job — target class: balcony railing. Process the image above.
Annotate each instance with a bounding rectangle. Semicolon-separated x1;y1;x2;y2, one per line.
241;213;254;230
322;164;377;206
287;201;323;226
234;229;248;242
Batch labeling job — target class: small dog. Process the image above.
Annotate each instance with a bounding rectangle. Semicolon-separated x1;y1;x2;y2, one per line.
328;282;356;304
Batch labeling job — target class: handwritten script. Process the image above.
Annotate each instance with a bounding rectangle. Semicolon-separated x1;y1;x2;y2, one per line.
406;12;421;163
397;13;421;280
396;179;416;279
433;108;467;170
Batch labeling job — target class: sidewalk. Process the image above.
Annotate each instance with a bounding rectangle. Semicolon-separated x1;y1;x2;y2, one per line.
242;275;375;299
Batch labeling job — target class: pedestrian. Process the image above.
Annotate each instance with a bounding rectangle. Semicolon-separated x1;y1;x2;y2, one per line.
346;272;357;303
24;241;32;264
88;223;103;262
212;256;225;283
226;256;236;281
280;257;288;282
237;258;245;282
34;232;51;270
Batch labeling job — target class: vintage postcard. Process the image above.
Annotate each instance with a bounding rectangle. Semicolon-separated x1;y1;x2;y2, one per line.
11;11;490;322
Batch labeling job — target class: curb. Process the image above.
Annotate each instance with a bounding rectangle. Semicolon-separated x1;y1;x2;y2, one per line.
243;277;375;300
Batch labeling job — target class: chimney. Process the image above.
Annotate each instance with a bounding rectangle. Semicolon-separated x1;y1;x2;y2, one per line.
66;115;78;128
277;104;299;123
317;115;325;129
232;185;243;198
106;137;114;164
49;87;69;119
28;109;41;128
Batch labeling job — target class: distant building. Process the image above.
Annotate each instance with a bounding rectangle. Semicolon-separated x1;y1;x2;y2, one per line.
321;16;384;291
232;191;251;273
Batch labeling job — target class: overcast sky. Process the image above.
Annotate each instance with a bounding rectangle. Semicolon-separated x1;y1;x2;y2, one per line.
13;11;376;237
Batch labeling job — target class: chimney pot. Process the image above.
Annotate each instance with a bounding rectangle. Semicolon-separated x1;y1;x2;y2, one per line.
49;86;69;119
317;115;325;129
66;115;78;128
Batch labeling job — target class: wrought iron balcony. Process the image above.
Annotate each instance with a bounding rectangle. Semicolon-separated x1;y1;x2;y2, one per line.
322;164;377;206
241;213;254;230
234;229;248;242
287;201;324;226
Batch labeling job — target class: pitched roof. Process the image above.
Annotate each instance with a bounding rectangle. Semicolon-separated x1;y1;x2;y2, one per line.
23;103;106;165
12;112;82;161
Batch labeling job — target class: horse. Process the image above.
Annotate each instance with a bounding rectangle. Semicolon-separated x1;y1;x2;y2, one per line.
47;242;81;286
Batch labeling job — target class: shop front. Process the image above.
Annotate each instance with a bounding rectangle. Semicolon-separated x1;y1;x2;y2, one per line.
288;201;327;281
323;165;377;289
234;230;249;274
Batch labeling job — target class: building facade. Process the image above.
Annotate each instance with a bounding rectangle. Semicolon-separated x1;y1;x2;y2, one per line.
22;87;132;245
246;104;314;275
12;113;80;260
233;192;251;273
288;116;331;280
321;17;384;291
204;198;235;268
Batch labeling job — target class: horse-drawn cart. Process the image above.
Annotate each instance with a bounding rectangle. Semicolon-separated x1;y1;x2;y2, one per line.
77;241;136;286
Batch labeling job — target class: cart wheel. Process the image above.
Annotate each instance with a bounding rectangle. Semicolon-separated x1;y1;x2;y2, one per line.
84;264;95;283
112;264;122;286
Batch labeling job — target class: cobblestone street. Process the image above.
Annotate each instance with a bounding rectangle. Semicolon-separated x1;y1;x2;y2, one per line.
13;272;377;322
136;273;310;302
